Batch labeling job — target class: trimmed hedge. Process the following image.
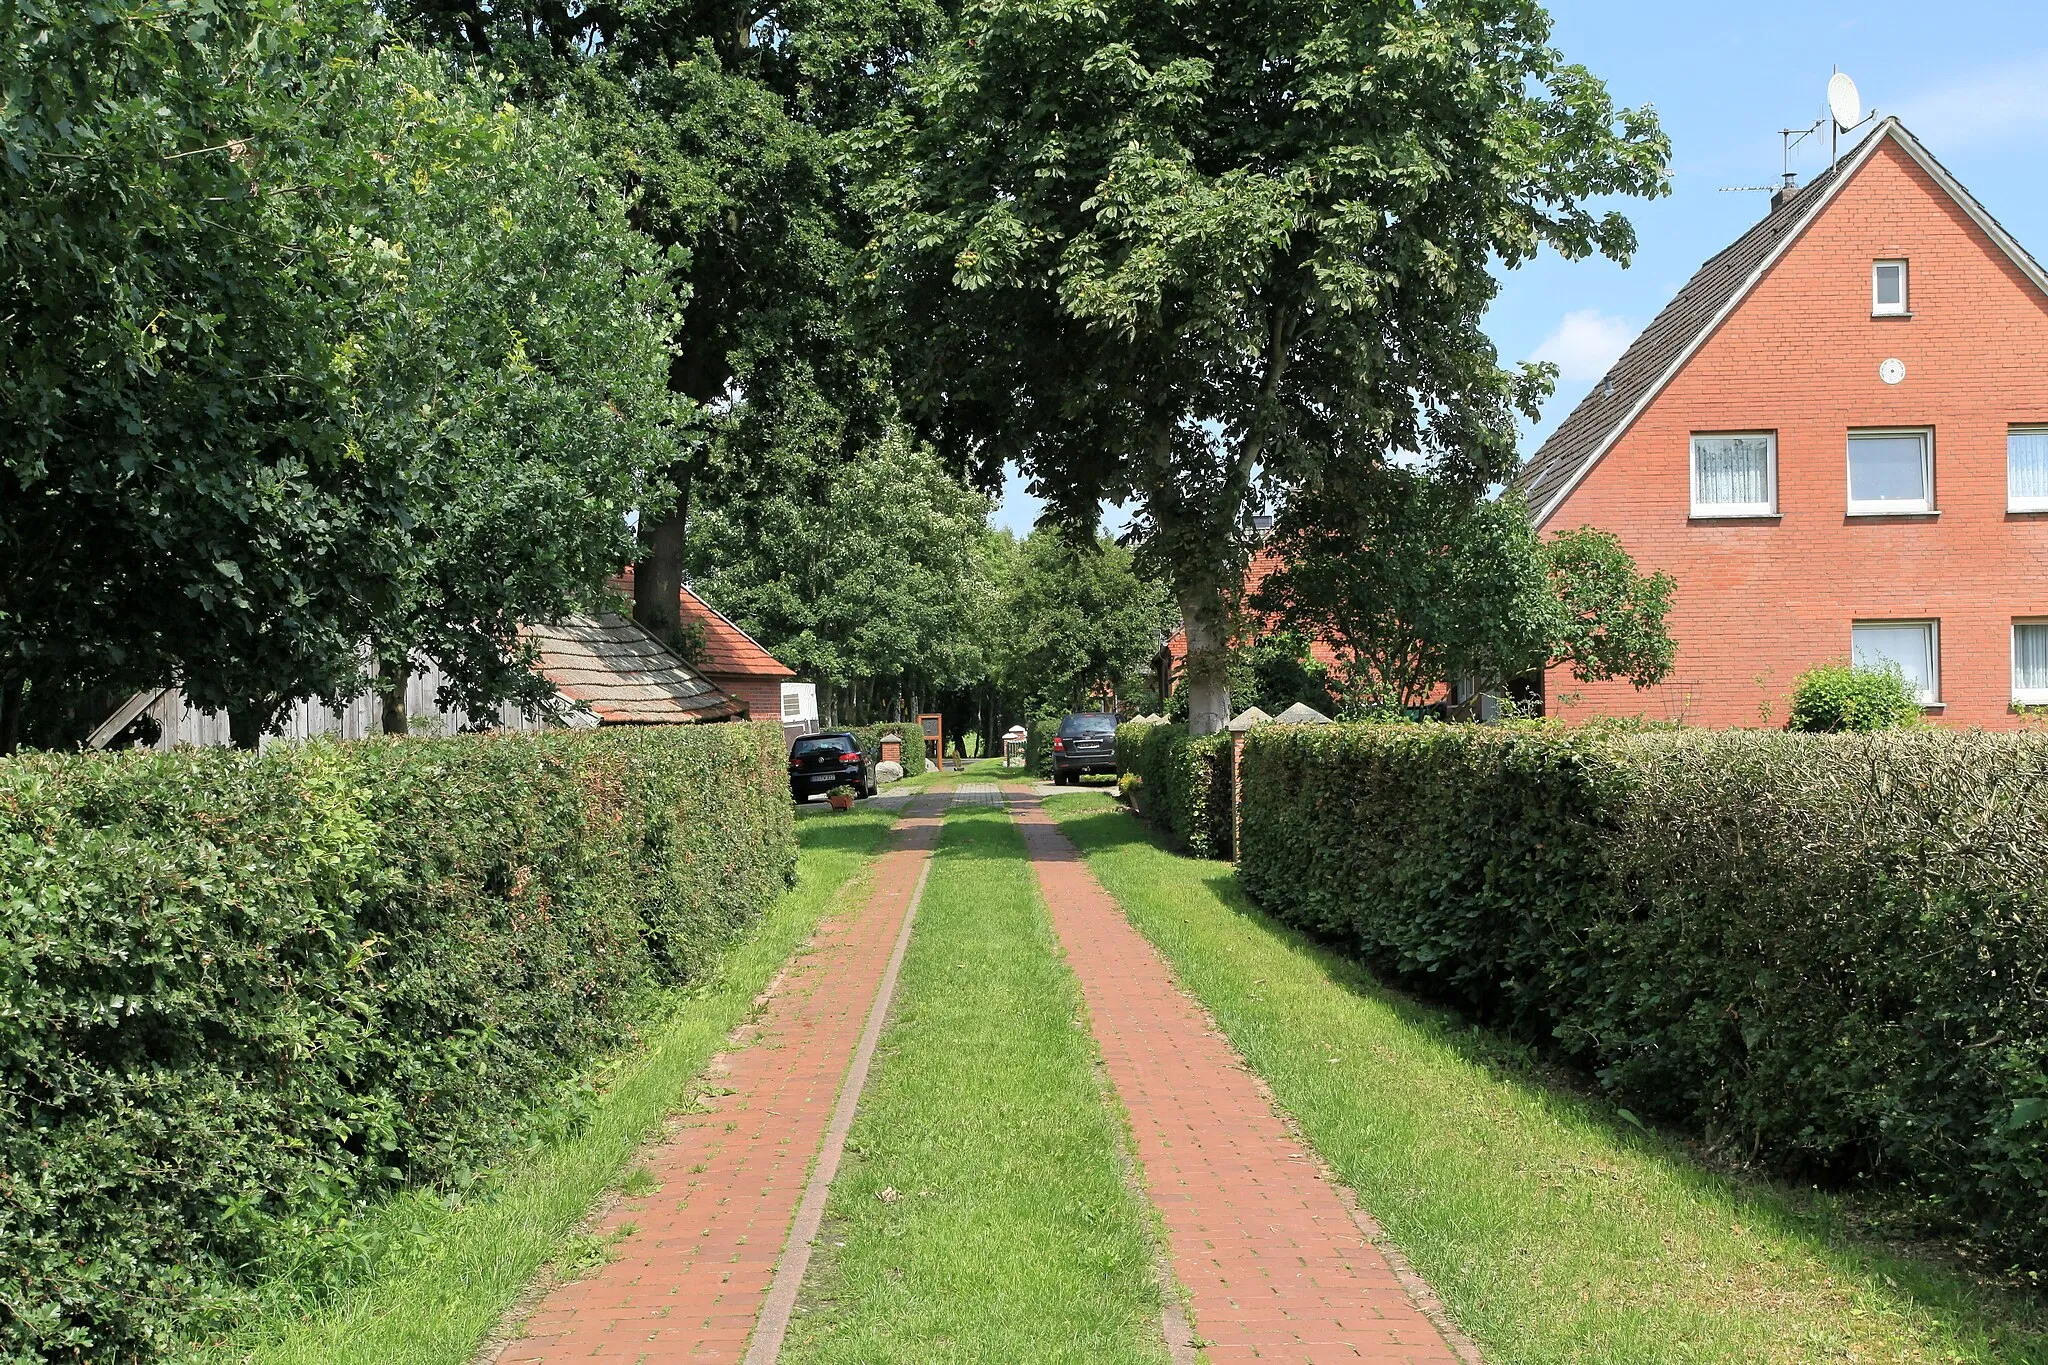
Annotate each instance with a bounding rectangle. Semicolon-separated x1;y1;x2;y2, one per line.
1238;724;2048;1268
0;724;795;1361
1116;722;1232;859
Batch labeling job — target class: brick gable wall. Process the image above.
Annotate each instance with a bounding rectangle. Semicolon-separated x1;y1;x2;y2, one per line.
1545;138;2048;729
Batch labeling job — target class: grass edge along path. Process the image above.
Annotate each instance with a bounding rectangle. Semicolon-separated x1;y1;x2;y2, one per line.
781;802;1172;1365
1043;791;2048;1365
188;805;906;1365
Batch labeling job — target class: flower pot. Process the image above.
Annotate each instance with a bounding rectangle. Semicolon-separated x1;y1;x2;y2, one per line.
828;792;855;811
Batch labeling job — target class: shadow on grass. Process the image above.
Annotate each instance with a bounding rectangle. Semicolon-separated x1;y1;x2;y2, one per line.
794;809;902;856
1042;793;2048;1358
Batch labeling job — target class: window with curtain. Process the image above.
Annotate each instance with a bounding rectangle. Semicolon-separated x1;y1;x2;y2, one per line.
2009;429;2048;511
1691;434;1775;515
1873;260;1908;315
2014;622;2048;702
1853;621;1938;703
1847;430;1932;513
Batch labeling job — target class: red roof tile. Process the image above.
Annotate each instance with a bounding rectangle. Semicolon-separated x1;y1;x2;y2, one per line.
520;614;746;725
612;569;796;681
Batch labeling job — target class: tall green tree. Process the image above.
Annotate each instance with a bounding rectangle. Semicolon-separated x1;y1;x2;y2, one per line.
855;0;1669;732
687;435;999;719
998;531;1176;713
332;51;683;731
1254;478;1675;713
1;0;404;750
389;0;937;651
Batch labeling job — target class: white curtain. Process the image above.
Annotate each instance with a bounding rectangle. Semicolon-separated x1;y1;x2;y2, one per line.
2010;431;2048;503
2015;624;2048;696
1852;623;1935;701
1693;436;1771;507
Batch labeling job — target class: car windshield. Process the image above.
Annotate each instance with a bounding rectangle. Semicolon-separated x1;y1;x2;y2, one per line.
1059;715;1116;737
793;736;856;757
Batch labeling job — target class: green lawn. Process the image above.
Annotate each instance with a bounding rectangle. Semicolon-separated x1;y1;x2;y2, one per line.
783;804;1171;1365
1044;791;2048;1365
187;805;906;1365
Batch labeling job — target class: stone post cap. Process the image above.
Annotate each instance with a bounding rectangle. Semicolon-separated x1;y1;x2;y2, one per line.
878;732;903;743
1226;706;1273;733
1271;702;1333;725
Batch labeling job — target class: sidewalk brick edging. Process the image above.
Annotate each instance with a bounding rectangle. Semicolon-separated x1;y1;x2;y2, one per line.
1010;789;1471;1365
489;795;949;1365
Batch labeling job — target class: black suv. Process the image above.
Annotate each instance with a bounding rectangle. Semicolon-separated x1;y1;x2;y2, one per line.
789;732;876;802
1050;712;1118;785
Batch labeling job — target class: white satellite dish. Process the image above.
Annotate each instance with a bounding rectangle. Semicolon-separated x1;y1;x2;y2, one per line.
1828;71;1862;130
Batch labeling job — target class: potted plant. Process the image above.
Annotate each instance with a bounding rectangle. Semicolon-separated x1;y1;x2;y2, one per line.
826;784;857;811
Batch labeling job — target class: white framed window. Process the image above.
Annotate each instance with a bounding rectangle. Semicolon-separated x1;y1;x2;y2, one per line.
1690;433;1777;516
2014;622;2048;704
1847;428;1934;515
2008;427;2048;512
1873;259;1909;315
1853;620;1939;704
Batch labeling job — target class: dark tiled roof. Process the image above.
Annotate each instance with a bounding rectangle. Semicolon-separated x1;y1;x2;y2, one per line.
521;614;745;725
1514;161;1849;522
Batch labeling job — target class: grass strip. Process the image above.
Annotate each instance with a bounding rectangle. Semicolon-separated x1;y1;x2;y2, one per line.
783;804;1170;1365
1044;792;2048;1365
189;805;906;1365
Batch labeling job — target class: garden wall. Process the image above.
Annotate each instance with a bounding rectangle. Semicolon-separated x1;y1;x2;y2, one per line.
0;724;795;1361
1238;724;2048;1269
1116;722;1232;859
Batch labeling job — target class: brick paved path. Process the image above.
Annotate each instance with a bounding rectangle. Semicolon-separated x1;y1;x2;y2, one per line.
490;795;948;1365
1009;791;1469;1365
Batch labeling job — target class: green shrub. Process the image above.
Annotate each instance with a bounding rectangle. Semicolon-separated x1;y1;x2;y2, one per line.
1238;723;2048;1271
1116;722;1232;858
1023;714;1060;778
1787;663;1923;731
0;724;794;1361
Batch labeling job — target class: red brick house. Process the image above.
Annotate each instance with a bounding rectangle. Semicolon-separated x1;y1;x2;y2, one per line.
1515;118;2048;729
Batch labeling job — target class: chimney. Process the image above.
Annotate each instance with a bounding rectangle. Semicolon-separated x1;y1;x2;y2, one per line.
1769;170;1798;214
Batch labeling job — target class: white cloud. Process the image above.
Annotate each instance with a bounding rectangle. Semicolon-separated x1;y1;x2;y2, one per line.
1528;309;1635;383
1892;54;2048;150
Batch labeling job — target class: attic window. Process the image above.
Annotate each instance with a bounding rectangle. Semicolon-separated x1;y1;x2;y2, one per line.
1873;260;1909;316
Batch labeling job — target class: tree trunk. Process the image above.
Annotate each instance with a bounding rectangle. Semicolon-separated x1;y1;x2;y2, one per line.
0;676;22;756
634;466;691;648
379;662;409;736
227;705;268;751
1178;580;1232;736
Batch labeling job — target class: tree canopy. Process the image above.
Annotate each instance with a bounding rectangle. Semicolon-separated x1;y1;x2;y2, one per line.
686;435;998;718
854;0;1669;731
996;531;1177;714
1;5;682;749
3;0;401;746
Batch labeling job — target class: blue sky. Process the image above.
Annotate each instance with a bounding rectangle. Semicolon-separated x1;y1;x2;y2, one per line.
990;0;2048;535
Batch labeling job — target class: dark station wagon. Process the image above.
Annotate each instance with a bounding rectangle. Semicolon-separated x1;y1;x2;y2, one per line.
1049;712;1118;785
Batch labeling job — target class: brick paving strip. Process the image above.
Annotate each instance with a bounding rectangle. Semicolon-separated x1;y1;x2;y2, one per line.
489;792;951;1365
1008;789;1479;1365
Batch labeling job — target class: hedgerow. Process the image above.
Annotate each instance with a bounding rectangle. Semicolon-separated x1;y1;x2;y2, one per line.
0;724;794;1361
1116;722;1231;859
1238;723;2048;1270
